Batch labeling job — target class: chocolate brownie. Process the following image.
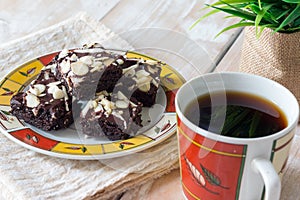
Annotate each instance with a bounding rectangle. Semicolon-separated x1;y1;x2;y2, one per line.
52;44;124;100
114;58;162;107
10;43;162;140
10;69;73;131
80;91;142;140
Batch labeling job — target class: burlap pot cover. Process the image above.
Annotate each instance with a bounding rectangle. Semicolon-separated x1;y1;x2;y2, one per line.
240;26;300;105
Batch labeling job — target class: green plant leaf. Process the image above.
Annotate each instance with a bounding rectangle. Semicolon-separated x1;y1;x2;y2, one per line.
275;4;300;32
258;0;262;9
215;22;254;37
282;0;300;3
208;4;258;22
253;4;274;35
294;16;300;26
256;25;271;37
192;0;300;37
273;9;291;21
249;4;278;23
211;0;255;6
218;0;254;15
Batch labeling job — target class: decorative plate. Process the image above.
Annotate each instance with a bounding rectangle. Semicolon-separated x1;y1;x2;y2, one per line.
0;51;185;160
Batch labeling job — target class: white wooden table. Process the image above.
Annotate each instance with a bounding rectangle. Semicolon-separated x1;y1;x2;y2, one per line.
0;0;298;199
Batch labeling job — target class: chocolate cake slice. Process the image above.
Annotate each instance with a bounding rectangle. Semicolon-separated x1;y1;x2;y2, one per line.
80;91;142;140
10;69;73;131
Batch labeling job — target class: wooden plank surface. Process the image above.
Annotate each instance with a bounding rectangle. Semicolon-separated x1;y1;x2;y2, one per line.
102;0;240;73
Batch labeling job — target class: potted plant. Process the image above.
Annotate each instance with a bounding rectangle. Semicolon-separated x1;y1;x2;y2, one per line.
192;0;300;104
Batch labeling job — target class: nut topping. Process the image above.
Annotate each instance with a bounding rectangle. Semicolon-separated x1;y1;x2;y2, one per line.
116;59;124;65
48;85;59;94
34;84;46;94
115;100;129;109
94;104;104;113
29;87;40;96
135;76;152;85
136;70;150;79
60;60;71;74
146;65;160;74
92;100;98;108
26;93;40;108
47;81;61;87
145;60;158;65
117;91;128;101
53;87;65;99
44;71;50;80
124;69;135;77
71;61;89;76
100;98;115;115
58;49;70;59
90;62;104;72
80;56;94;65
152;79;159;87
138;82;151;92
29;84;45;96
95;56;109;61
45;63;57;72
123;64;138;74
69;54;78;61
103;58;115;66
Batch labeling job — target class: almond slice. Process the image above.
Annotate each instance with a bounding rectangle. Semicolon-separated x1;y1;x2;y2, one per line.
136;76;152;85
117;91;129;101
138;82;151;92
116;59;124;65
71;61;89;76
123;64;138;74
69;54;78;61
80;56;94;65
103;58;115;66
26;93;40;108
115;100;129;109
34;84;46;94
136;69;150;79
60;60;71;74
53;87;65;99
147;65;160;74
48;85;59;94
58;49;70;59
145;60;158;65
28;87;40;96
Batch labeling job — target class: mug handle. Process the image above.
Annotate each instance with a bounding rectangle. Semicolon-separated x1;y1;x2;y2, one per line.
252;158;281;200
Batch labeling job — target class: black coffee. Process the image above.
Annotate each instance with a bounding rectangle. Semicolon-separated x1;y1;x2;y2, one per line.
184;91;287;138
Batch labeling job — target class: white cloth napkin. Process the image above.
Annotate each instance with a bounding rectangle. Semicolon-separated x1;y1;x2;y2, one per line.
0;12;179;200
